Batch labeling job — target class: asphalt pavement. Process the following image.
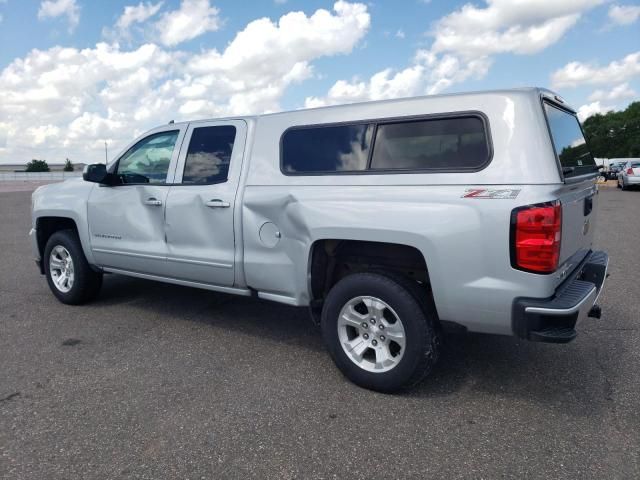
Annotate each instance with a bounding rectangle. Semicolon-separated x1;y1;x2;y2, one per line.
0;184;638;479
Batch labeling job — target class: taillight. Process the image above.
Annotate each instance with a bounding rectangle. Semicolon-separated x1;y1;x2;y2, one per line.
510;201;562;274
627;167;634;175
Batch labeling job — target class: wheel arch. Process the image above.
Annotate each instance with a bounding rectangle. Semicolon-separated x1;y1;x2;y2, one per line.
307;239;435;318
35;215;92;273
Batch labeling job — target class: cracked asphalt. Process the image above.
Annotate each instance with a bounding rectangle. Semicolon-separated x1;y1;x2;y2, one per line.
0;184;638;479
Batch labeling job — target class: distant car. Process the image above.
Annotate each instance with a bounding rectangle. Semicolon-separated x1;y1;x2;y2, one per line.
617;161;640;190
608;161;626;180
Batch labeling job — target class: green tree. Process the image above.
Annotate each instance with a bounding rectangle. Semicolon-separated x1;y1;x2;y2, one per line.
25;159;50;172
583;101;640;158
63;158;74;172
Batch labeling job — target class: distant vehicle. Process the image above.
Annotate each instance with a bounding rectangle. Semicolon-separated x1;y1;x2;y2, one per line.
608;161;627;180
29;87;608;392
617;160;640;190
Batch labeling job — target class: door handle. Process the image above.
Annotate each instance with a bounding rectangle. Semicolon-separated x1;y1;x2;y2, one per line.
144;197;163;206
205;199;230;208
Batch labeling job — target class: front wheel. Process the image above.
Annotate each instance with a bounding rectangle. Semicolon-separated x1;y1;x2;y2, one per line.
321;272;440;392
44;230;103;305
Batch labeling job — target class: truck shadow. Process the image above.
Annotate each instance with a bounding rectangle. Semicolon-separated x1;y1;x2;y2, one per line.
97;274;618;417
409;331;619;418
97;274;325;353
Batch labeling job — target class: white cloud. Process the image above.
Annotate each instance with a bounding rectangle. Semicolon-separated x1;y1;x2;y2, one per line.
0;1;370;163
552;51;640;88
430;0;604;58
305;53;491;107
116;1;164;31
38;0;80;32
155;0;221;46
608;4;640;25
577;101;614;121
395;29;405;39
588;82;637;102
308;0;600;106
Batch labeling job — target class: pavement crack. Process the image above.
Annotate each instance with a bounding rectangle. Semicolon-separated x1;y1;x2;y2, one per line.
0;392;20;402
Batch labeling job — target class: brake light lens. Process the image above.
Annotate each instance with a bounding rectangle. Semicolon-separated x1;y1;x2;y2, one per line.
627;167;634;175
511;201;562;273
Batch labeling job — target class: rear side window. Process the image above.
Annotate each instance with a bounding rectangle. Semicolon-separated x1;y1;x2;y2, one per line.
281;124;373;173
371;117;488;171
183;125;236;184
543;102;596;178
281;114;490;175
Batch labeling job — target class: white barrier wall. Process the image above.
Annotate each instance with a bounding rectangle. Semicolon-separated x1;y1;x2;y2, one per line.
0;172;83;181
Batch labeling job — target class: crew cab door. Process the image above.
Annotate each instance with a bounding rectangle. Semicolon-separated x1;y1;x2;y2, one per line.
164;120;247;286
87;126;186;276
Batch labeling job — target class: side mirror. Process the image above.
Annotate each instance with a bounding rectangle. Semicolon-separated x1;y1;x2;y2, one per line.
83;163;108;184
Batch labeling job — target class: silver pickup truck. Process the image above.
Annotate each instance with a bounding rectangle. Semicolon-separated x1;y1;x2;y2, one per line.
30;87;608;392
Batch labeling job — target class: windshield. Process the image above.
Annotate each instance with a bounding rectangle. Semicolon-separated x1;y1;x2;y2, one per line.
543;102;596;178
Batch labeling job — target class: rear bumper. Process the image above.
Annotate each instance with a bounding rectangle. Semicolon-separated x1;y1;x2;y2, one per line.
512;250;608;343
623;176;640;185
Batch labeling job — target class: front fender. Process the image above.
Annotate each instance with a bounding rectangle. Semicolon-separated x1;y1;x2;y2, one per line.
31;179;96;265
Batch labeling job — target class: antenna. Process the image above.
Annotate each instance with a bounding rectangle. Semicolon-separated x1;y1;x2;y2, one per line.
104;141;108;164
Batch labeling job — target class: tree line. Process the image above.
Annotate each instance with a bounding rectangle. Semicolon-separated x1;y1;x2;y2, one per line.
25;158;75;172
583;101;640;159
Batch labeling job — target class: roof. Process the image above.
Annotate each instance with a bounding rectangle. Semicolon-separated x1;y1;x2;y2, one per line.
176;87;571;126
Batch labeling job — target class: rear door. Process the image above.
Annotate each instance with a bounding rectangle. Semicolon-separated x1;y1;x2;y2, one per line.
164;120;247;286
543;101;598;268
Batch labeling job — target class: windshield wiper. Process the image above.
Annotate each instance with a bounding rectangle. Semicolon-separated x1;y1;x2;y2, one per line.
562;167;575;175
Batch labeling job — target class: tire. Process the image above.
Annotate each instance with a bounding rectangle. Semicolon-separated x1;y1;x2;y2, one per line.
44;229;103;305
321;272;440;392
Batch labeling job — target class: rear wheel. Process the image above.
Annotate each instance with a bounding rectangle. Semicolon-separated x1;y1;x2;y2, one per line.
321;272;440;392
44;230;103;304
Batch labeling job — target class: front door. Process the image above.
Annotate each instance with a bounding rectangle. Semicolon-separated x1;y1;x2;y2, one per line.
88;127;185;276
164;120;247;285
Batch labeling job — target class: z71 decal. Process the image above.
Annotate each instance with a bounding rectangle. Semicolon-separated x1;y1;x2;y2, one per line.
462;188;521;199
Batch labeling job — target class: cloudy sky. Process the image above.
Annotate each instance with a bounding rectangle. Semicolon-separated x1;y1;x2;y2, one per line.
0;0;638;164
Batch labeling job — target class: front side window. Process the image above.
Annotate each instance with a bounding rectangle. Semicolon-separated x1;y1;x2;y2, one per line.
543;102;596;178
282;124;373;173
371;116;488;171
116;130;179;184
182;125;237;184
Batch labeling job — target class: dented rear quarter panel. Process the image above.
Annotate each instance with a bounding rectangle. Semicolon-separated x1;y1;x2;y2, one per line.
240;89;576;335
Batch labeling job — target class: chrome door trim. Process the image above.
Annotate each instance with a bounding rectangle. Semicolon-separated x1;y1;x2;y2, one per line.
166;256;233;269
92;248;165;261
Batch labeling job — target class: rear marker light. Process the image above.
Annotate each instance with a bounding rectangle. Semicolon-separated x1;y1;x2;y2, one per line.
510;201;562;274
